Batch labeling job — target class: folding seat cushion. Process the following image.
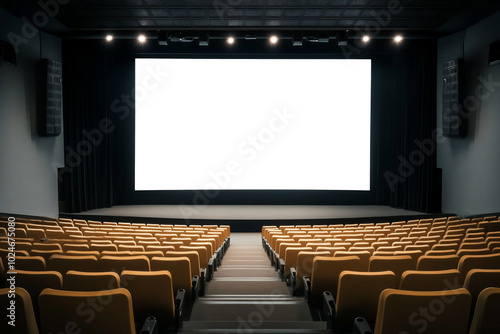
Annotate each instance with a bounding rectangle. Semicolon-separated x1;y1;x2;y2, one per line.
0;287;39;334
39;288;135;334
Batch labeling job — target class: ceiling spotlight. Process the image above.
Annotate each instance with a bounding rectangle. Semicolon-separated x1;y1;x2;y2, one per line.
362;35;370;43
105;35;113;42
138;34;146;43
269;35;279;45
337;30;349;46
394;35;403;43
227;36;235;45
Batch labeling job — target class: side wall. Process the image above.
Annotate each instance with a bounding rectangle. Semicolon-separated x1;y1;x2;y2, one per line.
437;11;500;216
0;8;64;218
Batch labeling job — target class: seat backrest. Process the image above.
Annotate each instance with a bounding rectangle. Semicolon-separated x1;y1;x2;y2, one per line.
283;247;312;279
294;251;331;293
179;246;209;268
89;243;118;252
30;249;63;262
399;269;461;291
373;288;471;334
64;270;120;291
120;270;176;330
151;256;193;300
310;255;364;304
463;269;500;306
165;250;201;276
416;255;460;271
0;287;39;334
47;254;98;274
14;270;63;323
15;256;47;271
368;255;415;286
469;287;500;334
457;254;500;284
335;270;396;332
98;255;151;273
39;288;135;334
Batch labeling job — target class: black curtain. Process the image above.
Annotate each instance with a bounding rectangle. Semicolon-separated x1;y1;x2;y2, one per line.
372;40;441;212
60;40;113;213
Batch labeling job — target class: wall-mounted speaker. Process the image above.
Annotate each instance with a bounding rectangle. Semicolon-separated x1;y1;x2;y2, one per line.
442;59;467;138
37;59;62;137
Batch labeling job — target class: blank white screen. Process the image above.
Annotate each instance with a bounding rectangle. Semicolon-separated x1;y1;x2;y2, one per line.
135;58;371;191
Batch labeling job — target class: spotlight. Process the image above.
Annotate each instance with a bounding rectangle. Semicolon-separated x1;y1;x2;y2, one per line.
157;30;168;46
227;36;235;45
292;32;303;46
199;32;209;46
394;35;403;43
362;35;370;43
337;30;349;46
269;35;279;45
138;34;146;43
105;35;113;42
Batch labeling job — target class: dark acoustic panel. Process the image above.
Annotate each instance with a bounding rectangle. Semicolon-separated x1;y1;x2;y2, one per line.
442;59;466;138
37;59;62;137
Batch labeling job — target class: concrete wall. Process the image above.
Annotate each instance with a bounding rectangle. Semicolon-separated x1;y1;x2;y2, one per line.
0;7;64;218
437;11;500;216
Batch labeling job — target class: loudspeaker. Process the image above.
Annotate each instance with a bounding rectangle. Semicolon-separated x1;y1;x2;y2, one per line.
442;59;467;138
37;59;62;137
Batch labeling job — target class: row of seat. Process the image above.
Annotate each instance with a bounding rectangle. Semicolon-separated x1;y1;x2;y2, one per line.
1;269;185;334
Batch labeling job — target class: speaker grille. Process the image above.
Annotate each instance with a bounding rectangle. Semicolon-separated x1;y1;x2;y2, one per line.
442;59;466;138
38;59;62;137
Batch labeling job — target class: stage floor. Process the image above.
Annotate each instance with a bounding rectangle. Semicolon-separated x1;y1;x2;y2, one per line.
63;204;425;220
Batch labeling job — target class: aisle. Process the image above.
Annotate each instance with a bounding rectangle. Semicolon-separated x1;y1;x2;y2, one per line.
182;233;328;333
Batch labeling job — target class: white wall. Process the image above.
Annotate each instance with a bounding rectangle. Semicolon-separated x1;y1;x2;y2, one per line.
0;8;64;218
437;11;500;216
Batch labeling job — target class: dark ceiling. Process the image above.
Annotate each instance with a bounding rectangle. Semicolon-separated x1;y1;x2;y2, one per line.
2;0;500;39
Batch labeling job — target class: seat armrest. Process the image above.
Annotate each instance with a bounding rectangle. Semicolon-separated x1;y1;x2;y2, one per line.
323;291;335;330
278;258;285;279
175;289;186;330
303;276;311;302
192;275;200;301
208;257;214;281
139;316;158;334
200;268;207;296
288;267;297;294
353;317;373;334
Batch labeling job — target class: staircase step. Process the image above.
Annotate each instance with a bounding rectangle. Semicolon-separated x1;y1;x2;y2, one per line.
182;321;329;332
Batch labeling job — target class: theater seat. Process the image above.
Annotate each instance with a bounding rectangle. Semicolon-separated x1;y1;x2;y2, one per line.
463;269;500;312
13;270;63;323
469;287;500;334
15;256;46;271
151;256;198;302
0;287;39;334
47;254;98;274
324;270;396;332
368;255;415;286
120;270;184;331
39;288;135;334
291;250;331;296
357;288;472;334
457;254;500;284
399;269;460;291
307;255;364;305
64;270;121;291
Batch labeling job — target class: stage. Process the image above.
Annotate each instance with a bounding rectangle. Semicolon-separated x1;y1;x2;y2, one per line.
60;205;447;232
